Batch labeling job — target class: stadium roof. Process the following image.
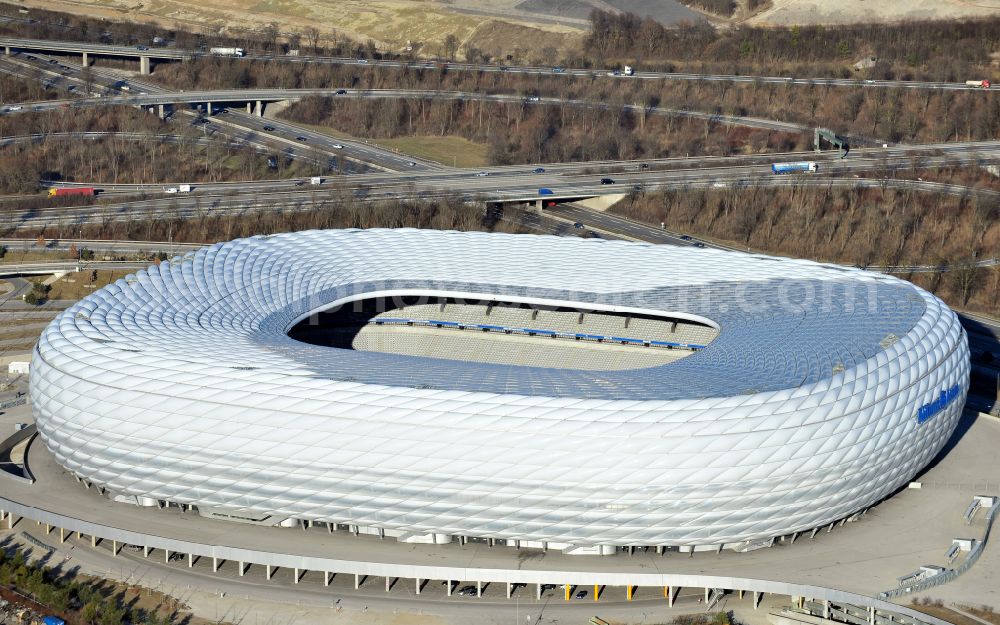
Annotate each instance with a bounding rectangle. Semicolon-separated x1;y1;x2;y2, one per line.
54;229;928;402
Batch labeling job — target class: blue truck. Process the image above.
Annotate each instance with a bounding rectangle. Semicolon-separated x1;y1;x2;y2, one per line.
771;161;818;174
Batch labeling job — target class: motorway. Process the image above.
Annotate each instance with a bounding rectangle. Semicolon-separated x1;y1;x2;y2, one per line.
2;86;814;135
2;36;999;92
0;53;399;172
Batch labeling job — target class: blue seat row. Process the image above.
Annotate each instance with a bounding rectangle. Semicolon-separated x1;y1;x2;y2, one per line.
370;317;704;351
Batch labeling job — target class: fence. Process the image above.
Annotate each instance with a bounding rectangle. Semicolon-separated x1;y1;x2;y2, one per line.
879;502;999;599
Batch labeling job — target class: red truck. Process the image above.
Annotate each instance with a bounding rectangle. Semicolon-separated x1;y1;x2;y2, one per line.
965;79;992;89
48;187;96;197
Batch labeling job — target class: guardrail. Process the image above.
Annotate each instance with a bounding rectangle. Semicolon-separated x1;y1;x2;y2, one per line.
878;501;999;599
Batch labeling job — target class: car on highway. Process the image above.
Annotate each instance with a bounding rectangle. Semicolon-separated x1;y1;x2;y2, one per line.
551;67;565;73
335;89;347;95
6;105;22;112
533;167;545;173
357;58;369;64
48;59;57;64
576;590;588;599
136;45;149;51
296;136;307;142
407;161;417;167
573;222;584;229
262;125;275;131
526;96;540;102
600;177;615;185
165;187;178;194
67;85;76;91
476;171;490;177
538;188;554;195
680;235;692;241
332;144;344;149
693;242;706;248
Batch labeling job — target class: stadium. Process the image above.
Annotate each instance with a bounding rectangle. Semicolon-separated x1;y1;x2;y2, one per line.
29;229;969;555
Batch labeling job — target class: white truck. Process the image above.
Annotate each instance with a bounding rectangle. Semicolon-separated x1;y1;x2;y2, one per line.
210;47;245;57
310;176;323;185
623;65;634;76
179;184;192;192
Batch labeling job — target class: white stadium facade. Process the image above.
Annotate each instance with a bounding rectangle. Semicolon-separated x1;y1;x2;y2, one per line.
30;229;969;555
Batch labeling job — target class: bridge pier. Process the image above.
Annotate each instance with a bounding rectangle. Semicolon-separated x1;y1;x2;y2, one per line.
139;55;150;75
246;102;252;114
81;51;89;66
157;104;166;119
255;100;263;117
534;199;542;213
205;102;212;117
4;46;10;56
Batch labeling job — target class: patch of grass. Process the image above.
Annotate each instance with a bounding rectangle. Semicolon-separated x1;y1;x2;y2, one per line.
910;605;984;625
45;269;134;301
0;249;77;264
378;135;488;167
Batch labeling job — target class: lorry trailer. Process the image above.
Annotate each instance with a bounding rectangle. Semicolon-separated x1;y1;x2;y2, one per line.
771;161;818;174
965;80;992;88
209;47;245;57
48;187;96;197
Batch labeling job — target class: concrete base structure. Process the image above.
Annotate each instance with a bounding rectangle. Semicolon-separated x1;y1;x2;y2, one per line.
0;406;997;625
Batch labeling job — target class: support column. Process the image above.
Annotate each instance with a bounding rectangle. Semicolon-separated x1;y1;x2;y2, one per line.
164;549;170;563
6;514;12;530
823;600;831;619
239;561;246;576
564;584;570;601
255;100;263;117
188;553;193;568
534;199;542;213
447;580;453;597
143;545;150;558
91;535;96;548
212;557;219;572
139;55;151;75
294;568;300;583
354;573;360;589
477;580;482;598
266;565;273;580
246;102;252;114
416;578;421;594
627;585;634;601
536;583;541;601
4;46;10;56
705;587;710;602
869;606;876;625
59;527;65;543
157;104;165;119
753;591;762;610
668;586;678;607
205;103;212;117
506;582;511;599
45;523;52;535
595;585;600;601
112;540;119;556
82;51;89;66
385;576;390;592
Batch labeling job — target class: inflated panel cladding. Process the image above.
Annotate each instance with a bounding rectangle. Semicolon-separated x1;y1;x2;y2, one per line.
31;229;968;546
